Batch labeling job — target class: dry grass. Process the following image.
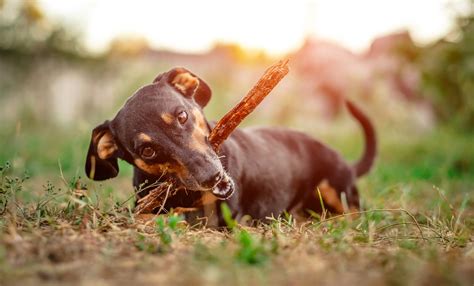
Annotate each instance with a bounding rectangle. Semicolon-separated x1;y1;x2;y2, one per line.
1;126;474;286
0;161;473;286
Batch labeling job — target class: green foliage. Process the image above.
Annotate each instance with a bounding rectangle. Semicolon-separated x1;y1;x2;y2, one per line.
220;202;237;230
0;0;84;58
420;3;474;130
235;229;268;265
155;217;172;246
155;214;185;248
220;203;271;265
134;213;185;254
133;214;188;254
0;161;29;215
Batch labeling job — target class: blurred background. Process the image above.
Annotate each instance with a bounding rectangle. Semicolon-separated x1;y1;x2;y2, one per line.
0;0;472;207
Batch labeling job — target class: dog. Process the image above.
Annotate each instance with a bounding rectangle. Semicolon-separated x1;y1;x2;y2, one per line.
85;67;376;225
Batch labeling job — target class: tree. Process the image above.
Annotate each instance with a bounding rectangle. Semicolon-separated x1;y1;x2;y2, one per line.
420;1;474;131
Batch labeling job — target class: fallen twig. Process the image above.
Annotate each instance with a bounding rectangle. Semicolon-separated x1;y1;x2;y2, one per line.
208;58;289;150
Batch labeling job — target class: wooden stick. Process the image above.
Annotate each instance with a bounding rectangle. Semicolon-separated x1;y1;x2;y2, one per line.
134;181;175;215
134;59;290;215
208;58;290;150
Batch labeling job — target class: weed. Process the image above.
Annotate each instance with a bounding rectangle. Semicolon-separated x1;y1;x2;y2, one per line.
220;202;236;230
134;214;185;254
0;162;29;217
235;229;269;265
220;203;272;265
154;213;185;249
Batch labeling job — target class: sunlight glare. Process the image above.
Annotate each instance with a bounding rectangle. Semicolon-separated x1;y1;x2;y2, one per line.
38;0;460;55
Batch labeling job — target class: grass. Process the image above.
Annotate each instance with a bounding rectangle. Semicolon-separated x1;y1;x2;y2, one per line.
1;28;472;284
0;103;473;285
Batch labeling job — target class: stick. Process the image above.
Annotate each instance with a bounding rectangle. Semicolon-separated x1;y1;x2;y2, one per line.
134;181;175;215
134;59;290;215
208;58;290;150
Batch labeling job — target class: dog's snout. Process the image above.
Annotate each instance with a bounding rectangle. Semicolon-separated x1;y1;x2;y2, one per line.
201;172;223;188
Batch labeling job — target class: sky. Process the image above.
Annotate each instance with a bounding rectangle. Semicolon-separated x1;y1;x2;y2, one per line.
37;0;467;56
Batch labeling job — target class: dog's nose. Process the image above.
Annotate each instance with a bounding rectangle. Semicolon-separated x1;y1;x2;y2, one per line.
201;172;223;188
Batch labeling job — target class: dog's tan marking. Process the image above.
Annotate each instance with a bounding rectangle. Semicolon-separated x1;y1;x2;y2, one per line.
89;156;96;179
97;132;118;160
203;194;217;224
172;207;199;214
189;109;209;154
138;132;152;142
192;192;218;208
318;180;344;214
161;113;174;125
202;192;218;205
171;72;199;95
200;192;218;227
134;158;169;175
194;108;208;130
134;158;188;177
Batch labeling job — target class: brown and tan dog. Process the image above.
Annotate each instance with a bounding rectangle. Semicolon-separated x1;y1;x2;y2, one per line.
85;67;376;225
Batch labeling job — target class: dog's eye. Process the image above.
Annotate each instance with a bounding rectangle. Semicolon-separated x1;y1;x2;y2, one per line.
177;111;188;124
141;147;156;159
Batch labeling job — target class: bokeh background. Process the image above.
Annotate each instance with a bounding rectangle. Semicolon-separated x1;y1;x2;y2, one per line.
0;0;473;208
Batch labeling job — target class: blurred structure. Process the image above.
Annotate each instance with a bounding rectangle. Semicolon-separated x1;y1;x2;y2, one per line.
289;28;453;135
366;31;421;102
0;0;471;134
293;38;370;117
292;31;423;118
419;2;474;131
0;0;83;56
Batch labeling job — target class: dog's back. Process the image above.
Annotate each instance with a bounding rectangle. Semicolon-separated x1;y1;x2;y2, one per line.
216;100;376;220
218;127;350;219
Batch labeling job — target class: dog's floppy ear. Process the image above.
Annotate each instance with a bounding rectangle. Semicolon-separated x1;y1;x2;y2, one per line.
155;68;212;108
152;72;166;84
85;121;119;181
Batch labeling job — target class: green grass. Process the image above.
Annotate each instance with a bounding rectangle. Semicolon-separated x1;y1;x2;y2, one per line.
0;116;473;285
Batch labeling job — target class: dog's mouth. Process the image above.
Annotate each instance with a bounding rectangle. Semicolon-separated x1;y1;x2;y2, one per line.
209;173;235;200
176;172;235;200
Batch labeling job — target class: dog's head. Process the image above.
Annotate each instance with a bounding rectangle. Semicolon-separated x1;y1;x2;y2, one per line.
85;67;234;199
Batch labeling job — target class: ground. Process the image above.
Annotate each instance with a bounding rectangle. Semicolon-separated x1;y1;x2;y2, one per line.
0;124;473;286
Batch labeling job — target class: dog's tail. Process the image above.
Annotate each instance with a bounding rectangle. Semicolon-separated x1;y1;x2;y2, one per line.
346;100;377;177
